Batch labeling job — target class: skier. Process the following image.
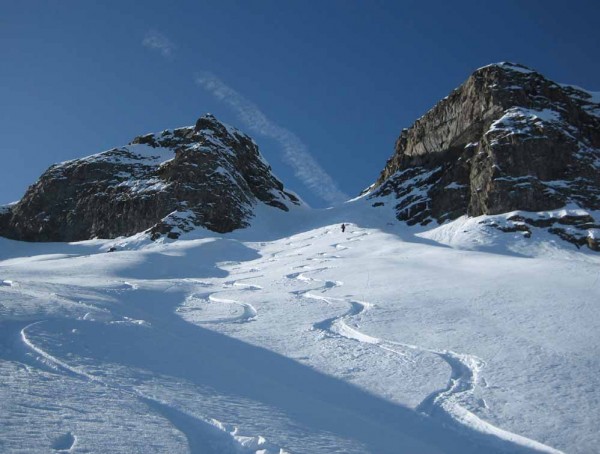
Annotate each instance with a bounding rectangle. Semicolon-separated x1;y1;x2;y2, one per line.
341;223;346;233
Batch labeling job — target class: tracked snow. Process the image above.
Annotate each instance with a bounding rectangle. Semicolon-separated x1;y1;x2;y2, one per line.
0;197;598;453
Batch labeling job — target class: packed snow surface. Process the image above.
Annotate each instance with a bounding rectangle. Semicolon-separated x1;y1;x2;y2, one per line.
1;198;598;453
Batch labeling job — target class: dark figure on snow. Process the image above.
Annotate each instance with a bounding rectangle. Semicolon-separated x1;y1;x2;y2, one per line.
341;223;346;233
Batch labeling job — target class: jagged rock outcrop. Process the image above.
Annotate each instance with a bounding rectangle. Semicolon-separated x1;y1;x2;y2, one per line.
367;62;600;249
0;114;300;242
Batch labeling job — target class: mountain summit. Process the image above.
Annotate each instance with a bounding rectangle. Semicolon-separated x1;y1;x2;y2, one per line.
0;114;300;242
2;63;599;250
366;62;600;250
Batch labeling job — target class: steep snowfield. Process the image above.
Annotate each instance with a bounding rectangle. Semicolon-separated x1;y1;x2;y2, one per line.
1;199;598;453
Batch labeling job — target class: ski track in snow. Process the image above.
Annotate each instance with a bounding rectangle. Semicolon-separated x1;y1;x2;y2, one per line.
2;221;582;453
207;294;258;323
18;319;284;454
21;321;101;383
282;229;562;454
177;291;259;324
224;275;265;291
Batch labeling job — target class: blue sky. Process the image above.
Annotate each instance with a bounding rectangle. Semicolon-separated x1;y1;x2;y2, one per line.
2;1;600;207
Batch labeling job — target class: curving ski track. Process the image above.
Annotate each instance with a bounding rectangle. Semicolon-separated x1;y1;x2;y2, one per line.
12;227;563;453
19;319;284;454
291;231;562;454
207;294;258;323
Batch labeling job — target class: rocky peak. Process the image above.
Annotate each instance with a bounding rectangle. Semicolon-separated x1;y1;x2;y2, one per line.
0;115;301;242
367;62;600;250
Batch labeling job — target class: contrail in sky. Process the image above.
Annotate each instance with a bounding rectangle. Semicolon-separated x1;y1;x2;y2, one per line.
196;72;348;206
142;31;175;57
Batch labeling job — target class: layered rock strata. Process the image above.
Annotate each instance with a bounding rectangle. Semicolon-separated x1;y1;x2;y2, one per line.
367;62;600;249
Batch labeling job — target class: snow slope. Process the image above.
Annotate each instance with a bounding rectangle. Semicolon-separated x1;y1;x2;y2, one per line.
1;198;599;453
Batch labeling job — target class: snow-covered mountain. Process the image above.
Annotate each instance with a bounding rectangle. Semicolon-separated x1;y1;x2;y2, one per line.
365;62;600;251
2;64;599;251
1;64;600;453
0;114;300;242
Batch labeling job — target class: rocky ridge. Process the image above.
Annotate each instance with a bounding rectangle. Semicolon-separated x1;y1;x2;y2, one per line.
0;114;300;242
366;62;600;250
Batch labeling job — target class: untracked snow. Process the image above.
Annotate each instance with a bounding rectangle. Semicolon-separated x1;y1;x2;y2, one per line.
1;198;598;453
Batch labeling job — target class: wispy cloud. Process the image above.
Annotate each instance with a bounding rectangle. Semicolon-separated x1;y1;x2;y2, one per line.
196;72;348;205
142;31;175;57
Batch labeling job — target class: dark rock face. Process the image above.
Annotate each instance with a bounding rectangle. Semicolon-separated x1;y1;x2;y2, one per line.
367;62;600;249
0;114;300;242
